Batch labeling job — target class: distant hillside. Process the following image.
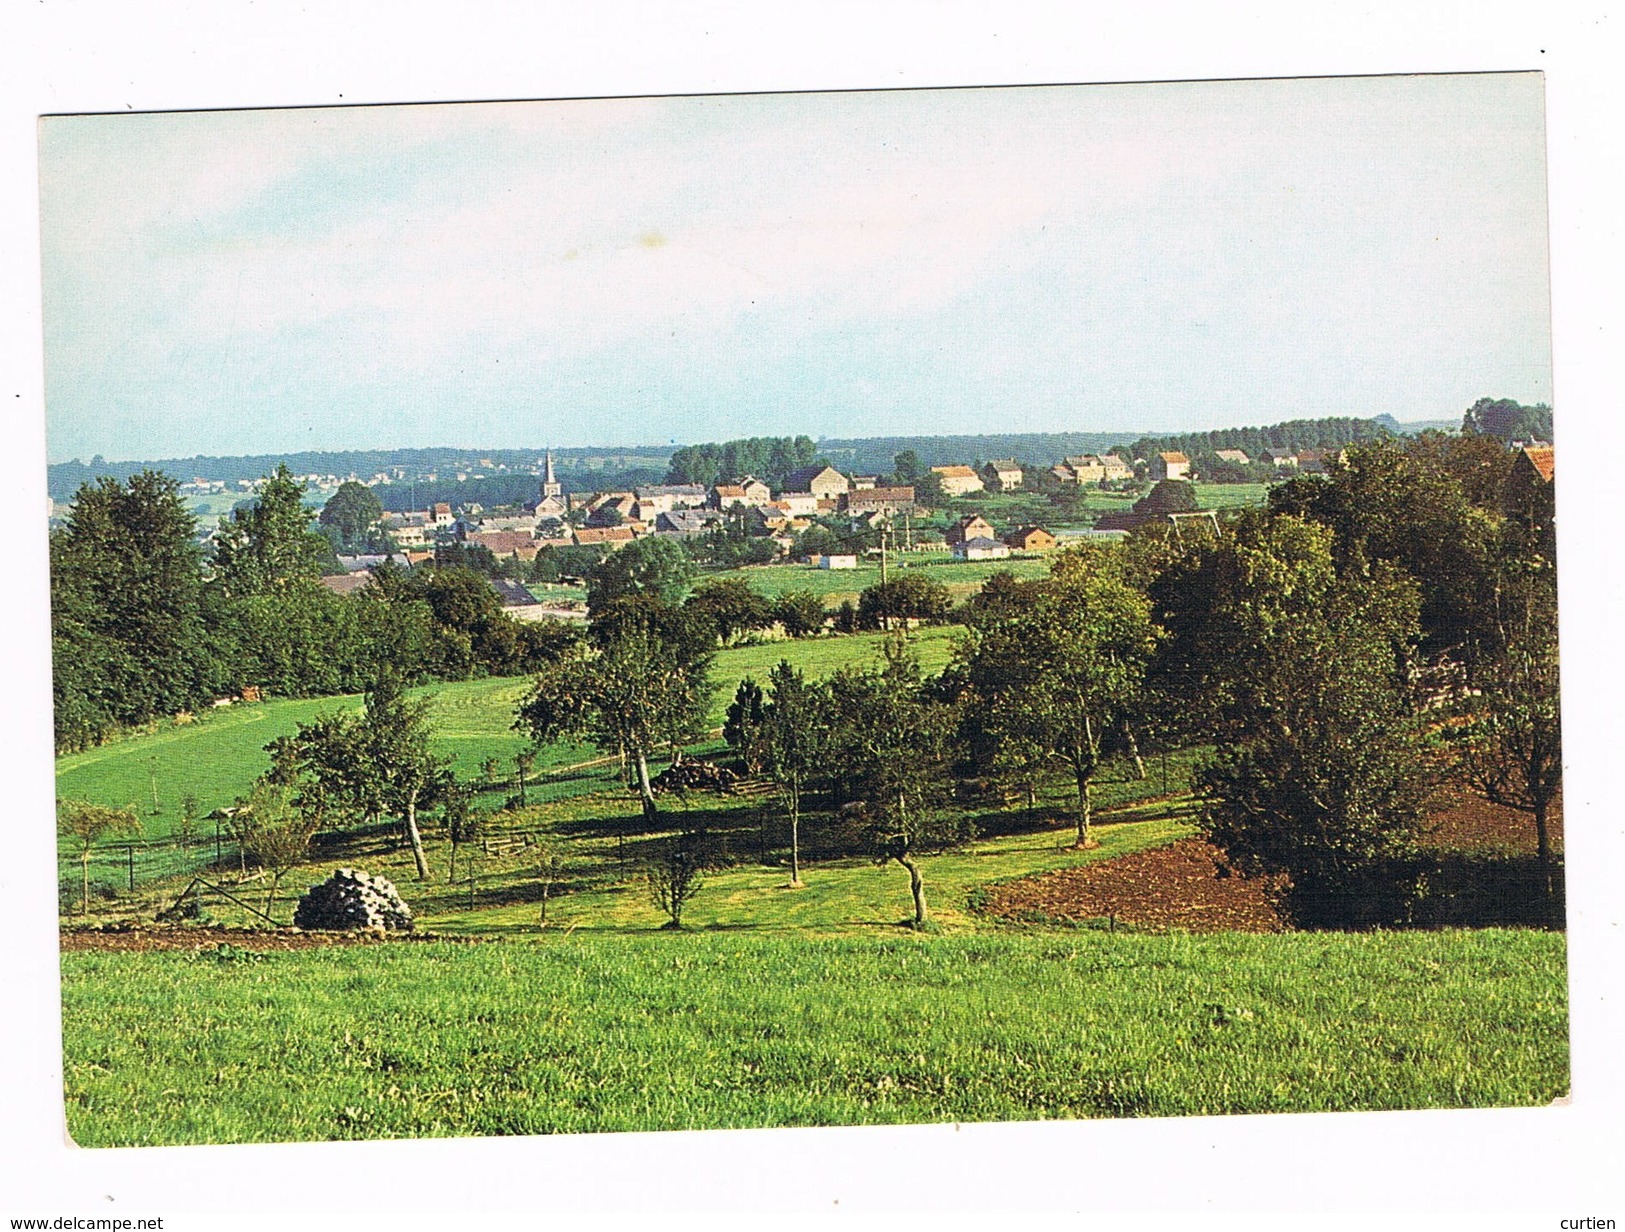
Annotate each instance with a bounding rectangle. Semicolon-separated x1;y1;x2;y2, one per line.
815;433;1138;475
45;445;673;503
45;414;1470;506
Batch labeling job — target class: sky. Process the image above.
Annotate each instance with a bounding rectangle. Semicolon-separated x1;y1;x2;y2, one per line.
38;73;1552;463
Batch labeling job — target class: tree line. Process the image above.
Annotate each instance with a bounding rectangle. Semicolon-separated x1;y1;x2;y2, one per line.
524;429;1559;930
49;465;573;752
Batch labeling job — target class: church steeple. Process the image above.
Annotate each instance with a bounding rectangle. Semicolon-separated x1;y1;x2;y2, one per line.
542;449;561;500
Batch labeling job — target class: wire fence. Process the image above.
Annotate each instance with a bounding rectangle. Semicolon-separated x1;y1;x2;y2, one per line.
58;822;243;908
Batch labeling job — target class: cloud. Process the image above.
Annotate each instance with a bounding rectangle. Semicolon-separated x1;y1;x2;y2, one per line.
39;77;1553;459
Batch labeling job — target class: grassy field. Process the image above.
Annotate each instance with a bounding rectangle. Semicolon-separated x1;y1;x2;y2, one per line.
59;926;1568;1145
717;555;1050;606
55;627;965;842
1192;482;1272;510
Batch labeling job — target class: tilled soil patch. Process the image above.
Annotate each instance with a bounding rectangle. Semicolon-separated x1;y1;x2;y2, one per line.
981;838;1289;933
59;926;474;953
1423;785;1561;857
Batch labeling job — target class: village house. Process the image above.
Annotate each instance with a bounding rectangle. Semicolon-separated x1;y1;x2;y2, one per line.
953;536;1010;561
775;492;824;518
431;502;455;526
467;530;541;563
632;484;709;518
654;508;725;538
981;460;1023;491
1154;452;1191;481
849;475;879;491
842;486;915;517
1260;448;1298;468
931;464;985;497
335;553;410;572
1002;525;1057;552
1214;448;1251;465
573;526;637;549
584;493;638;527
318;571;376;596
734;477;773;504
944;513;997;546
476;513;539;535
747;506;809;537
780;465;851;500
1059;454;1133;484
1513;443;1555;484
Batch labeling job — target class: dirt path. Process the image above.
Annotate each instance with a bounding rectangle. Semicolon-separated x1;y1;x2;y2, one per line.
59;926;476;953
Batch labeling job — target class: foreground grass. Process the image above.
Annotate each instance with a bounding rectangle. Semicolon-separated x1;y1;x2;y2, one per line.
60;927;1567;1146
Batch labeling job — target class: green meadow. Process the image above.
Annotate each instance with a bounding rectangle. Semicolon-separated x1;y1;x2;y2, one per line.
60;927;1568;1146
55;626;964;840
717;555;1051;606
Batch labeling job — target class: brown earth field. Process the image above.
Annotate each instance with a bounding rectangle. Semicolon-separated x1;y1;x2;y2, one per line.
1422;785;1561;857
982;780;1560;934
981;837;1291;933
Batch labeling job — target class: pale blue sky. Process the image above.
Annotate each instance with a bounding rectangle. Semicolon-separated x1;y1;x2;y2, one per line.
39;74;1551;462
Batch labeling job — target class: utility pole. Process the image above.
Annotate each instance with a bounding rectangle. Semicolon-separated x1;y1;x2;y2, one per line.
879;524;890;632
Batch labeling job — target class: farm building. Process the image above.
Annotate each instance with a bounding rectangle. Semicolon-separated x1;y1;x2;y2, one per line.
944;513;997;546
710;478;772;508
1515;444;1555;483
780;466;850;499
466;531;541;562
1154;452;1191;481
574;526;636;548
981;460;1024;491
817;554;859;569
843;486;915;516
488;578;539;608
1002;525;1057;552
931;464;985;496
655;508;725;537
1214;448;1251;465
953;536;1010;561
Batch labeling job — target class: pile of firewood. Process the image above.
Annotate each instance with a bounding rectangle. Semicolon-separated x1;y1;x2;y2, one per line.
650;761;739;793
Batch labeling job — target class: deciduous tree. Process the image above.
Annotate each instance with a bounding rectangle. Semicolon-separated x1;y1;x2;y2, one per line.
57;800;140;916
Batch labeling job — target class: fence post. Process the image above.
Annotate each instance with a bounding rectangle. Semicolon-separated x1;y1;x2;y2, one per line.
215;819;222;865
127;843;135;891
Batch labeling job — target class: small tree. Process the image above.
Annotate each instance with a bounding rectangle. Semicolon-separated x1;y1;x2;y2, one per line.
514;747;537;808
536;846;566;925
178;793;201;856
1454;552;1561;890
442;780;484;883
232;779;319;920
758;662;830;887
646;843;704;929
480;757;501;787
722;677;767;773
57;800;140;916
773;590;828;638
879;832;929;931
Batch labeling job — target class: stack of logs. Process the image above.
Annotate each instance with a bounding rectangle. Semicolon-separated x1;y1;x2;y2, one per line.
650;761;739;793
